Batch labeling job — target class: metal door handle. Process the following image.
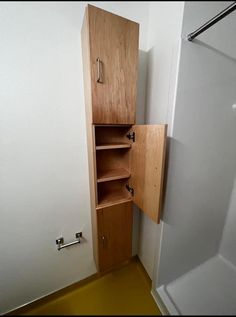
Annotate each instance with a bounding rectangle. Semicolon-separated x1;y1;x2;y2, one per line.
96;57;103;83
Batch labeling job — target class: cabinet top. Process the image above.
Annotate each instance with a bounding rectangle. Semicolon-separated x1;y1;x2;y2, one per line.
87;4;140;27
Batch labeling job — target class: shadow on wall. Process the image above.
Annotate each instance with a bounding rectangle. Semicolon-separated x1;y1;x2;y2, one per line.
137;48;170;223
161;38;236;228
131;50;147;257
190;39;236;64
145;46;163;125
160;136;171;222
137;50;148;125
137;49;174;223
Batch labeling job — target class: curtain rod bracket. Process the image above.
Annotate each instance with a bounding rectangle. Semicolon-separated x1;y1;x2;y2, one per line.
187;2;236;41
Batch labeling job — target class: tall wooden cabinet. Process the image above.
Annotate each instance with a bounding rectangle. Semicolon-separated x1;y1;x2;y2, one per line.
82;5;167;272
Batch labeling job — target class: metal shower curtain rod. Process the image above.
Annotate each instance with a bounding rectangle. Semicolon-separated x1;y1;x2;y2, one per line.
187;2;236;41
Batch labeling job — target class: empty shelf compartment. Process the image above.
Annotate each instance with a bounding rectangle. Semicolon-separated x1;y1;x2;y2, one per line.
97;179;132;208
97;168;130;183
95;126;132;148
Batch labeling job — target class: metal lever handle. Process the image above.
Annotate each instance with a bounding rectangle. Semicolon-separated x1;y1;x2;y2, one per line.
56;232;82;251
96;57;103;83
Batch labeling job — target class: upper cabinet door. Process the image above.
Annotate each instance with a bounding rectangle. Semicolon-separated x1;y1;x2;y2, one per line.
130;125;167;223
87;5;139;124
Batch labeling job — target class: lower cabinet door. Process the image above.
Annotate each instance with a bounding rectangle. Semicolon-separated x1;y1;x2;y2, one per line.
97;201;133;271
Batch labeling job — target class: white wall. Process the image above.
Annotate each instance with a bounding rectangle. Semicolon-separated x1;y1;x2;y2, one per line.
185;1;236;270
156;1;236;287
138;1;184;279
0;2;149;314
145;1;184;132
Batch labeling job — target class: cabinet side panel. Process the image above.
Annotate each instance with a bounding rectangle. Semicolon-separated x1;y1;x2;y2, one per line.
81;7;93;125
130;125;167;223
81;9;98;268
88;5;139;124
97;201;133;271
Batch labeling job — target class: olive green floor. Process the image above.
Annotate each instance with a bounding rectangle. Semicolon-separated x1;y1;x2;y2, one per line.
15;259;161;315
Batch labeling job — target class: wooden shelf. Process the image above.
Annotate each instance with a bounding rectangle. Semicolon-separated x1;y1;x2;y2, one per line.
96;143;131;150
96;198;132;210
97;168;130;183
97;191;132;209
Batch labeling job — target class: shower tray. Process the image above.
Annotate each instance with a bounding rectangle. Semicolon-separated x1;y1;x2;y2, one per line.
157;255;236;315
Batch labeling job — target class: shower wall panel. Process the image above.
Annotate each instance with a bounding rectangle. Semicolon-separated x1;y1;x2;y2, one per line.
157;1;236;286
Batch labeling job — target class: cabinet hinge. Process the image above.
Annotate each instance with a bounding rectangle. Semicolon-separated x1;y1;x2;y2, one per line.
126;131;135;142
126;184;134;196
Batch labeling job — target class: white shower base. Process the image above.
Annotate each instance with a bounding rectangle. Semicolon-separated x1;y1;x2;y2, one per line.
156;255;236;315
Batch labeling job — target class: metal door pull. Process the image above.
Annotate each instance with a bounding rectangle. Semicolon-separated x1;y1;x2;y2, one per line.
96;57;103;83
56;232;82;251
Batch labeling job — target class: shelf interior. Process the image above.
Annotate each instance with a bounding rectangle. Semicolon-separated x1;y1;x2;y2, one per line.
95;126;133;208
97;179;132;208
95;125;132;147
97;168;130;183
96;148;130;177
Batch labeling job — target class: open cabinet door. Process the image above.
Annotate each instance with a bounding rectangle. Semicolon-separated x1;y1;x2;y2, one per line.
130;125;167;223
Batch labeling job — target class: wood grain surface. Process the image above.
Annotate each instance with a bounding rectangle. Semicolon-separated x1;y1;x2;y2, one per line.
88;5;139;124
130;125;167;223
97;201;133;271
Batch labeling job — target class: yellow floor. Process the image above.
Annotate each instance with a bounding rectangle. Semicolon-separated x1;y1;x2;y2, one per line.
14;259;161;315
